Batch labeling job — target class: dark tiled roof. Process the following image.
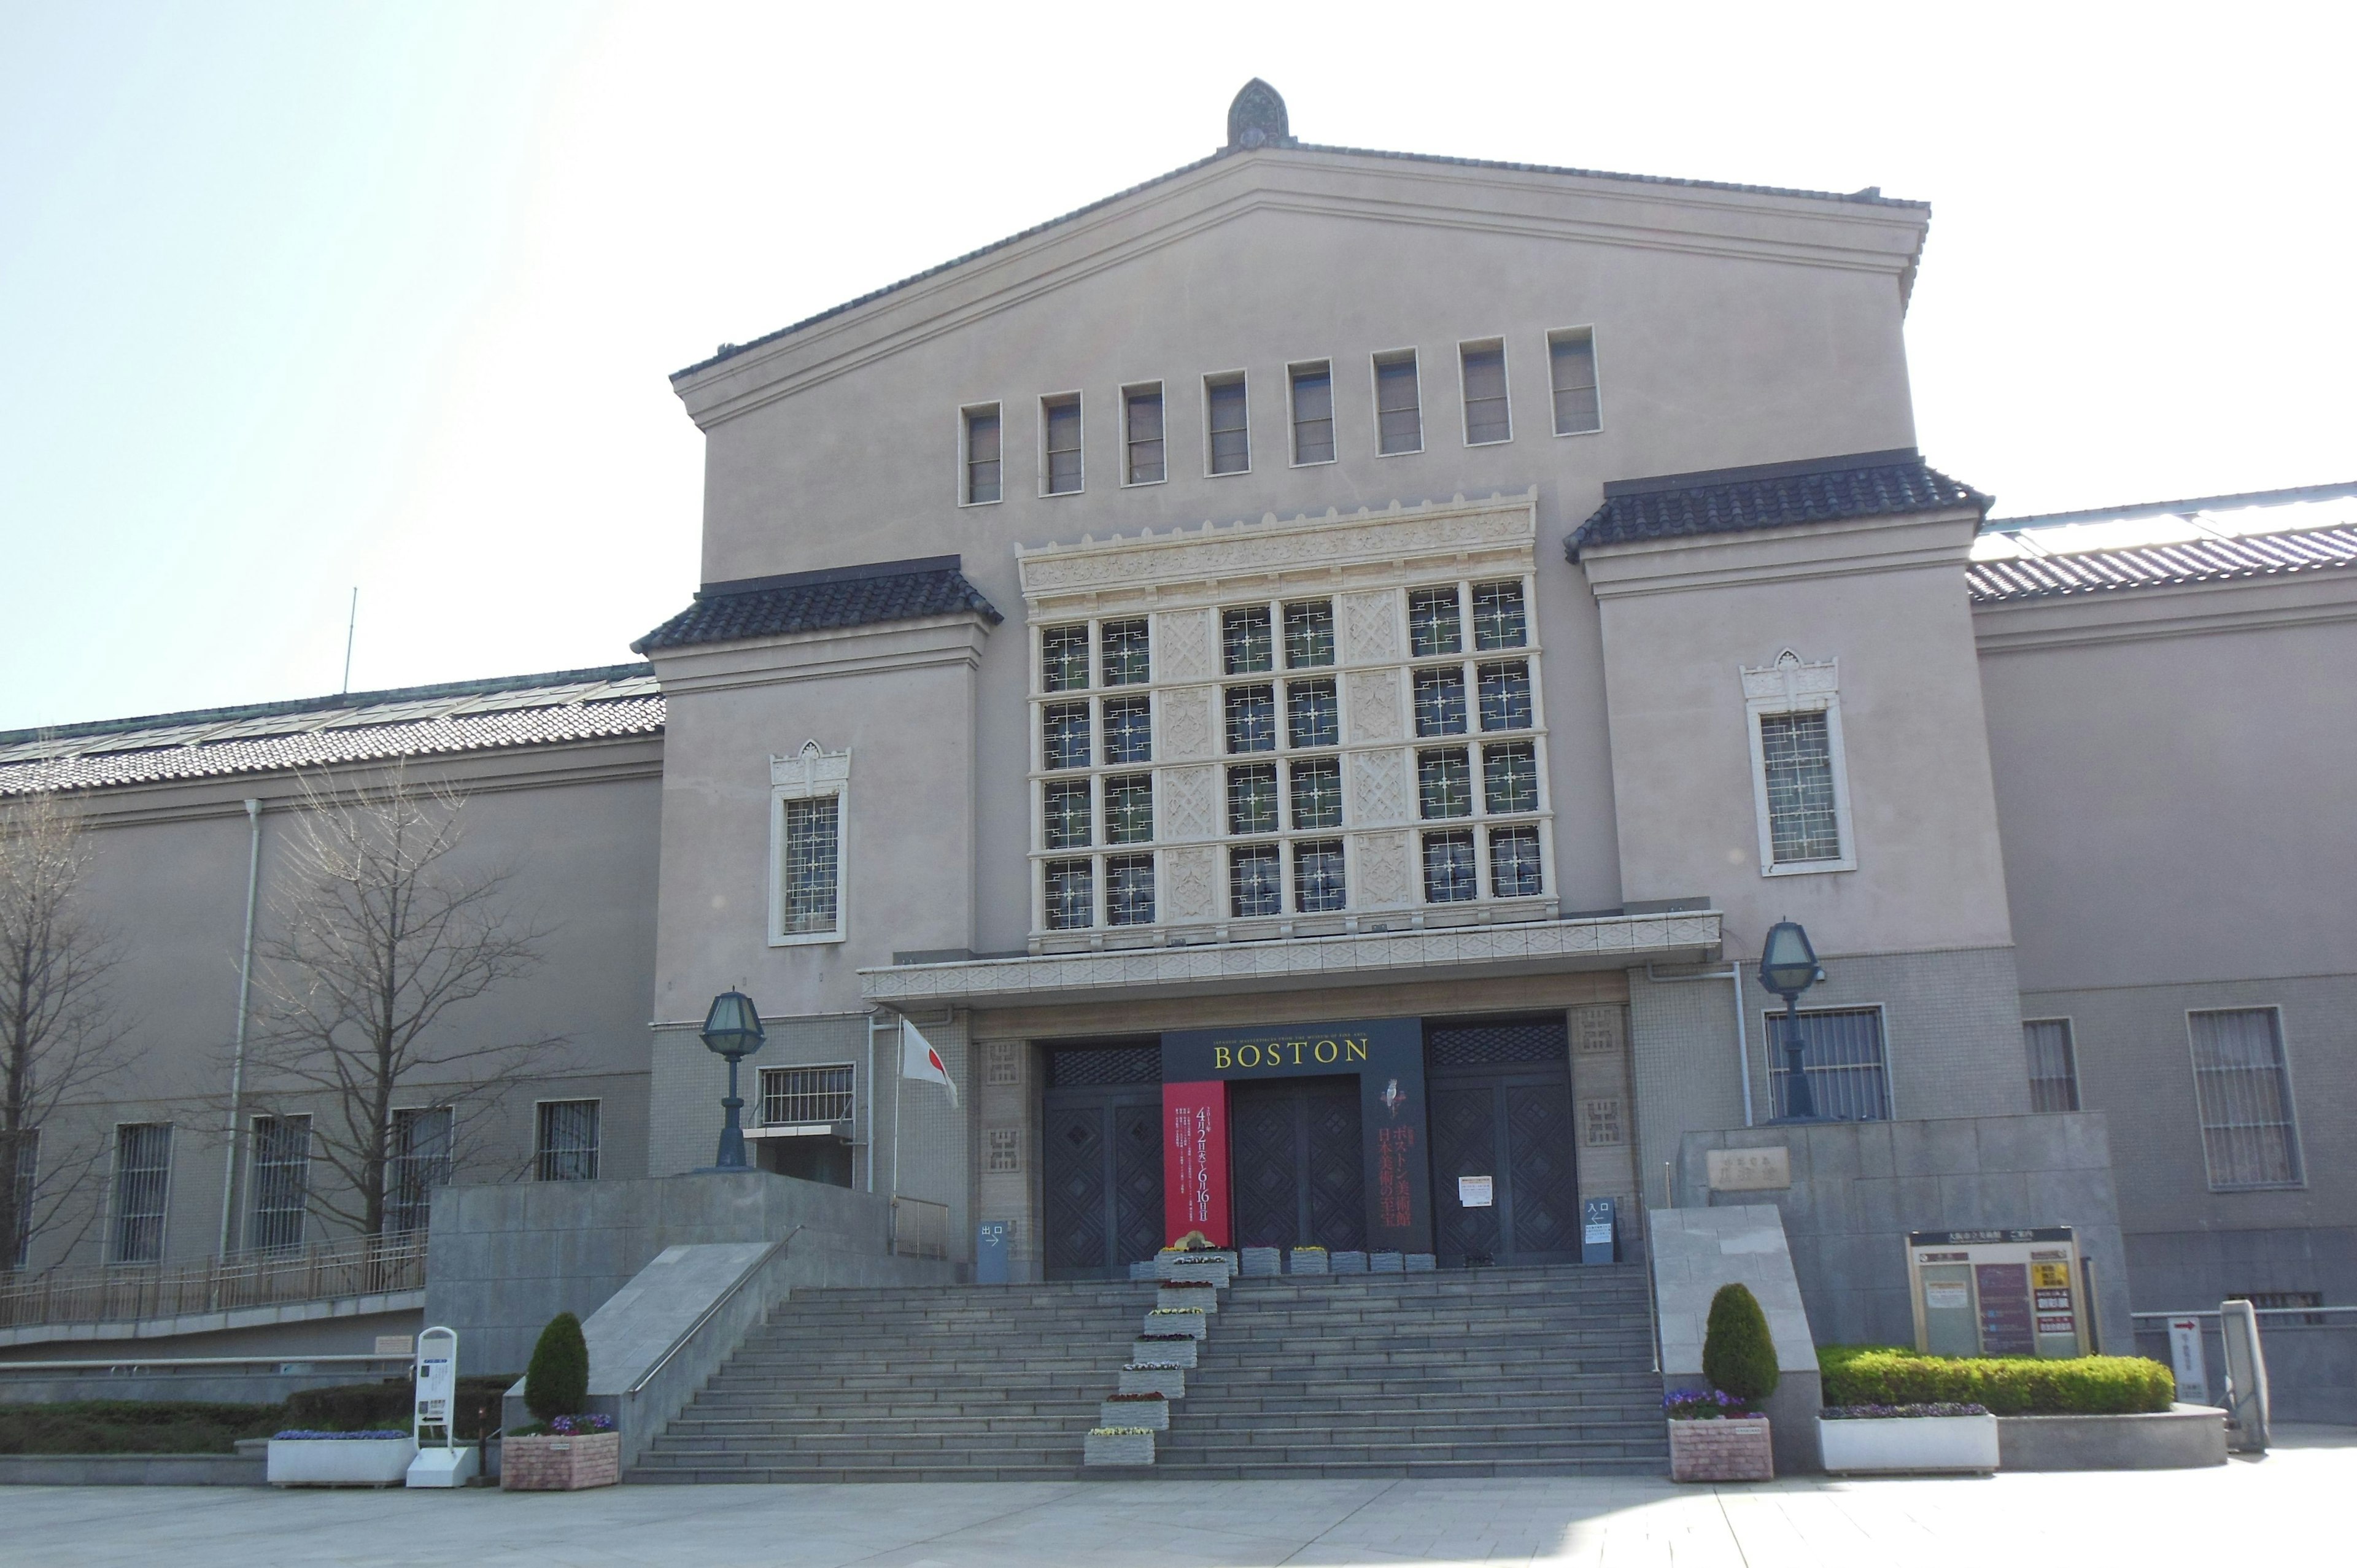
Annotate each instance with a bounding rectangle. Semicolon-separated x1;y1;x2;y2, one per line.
1967;526;2357;603
0;666;662;797
1568;449;1989;557
632;557;1002;654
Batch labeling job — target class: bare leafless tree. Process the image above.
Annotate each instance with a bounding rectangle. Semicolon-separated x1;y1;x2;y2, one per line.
244;767;563;1240
0;792;130;1274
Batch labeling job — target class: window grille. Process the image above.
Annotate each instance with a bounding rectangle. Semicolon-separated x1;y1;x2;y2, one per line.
249;1115;310;1253
1489;826;1544;897
1483;742;1537;814
1106;854;1156;925
1549;329;1600;434
2188;1008;2302;1188
1100;619;1150;686
1290;363;1334;463
780;796;840;935
1206;375;1249;473
1225;685;1275;754
1227;763;1278;835
535;1100;600;1182
1294;840;1346;913
7;1128;34;1268
1282;601;1335;668
1287;679;1338;749
1760;711;1841;862
109;1123;172;1264
1042;394;1082;493
1477;660;1531;730
1290;758;1342;830
1409;587;1462;657
1461;342;1509;444
1426;1019;1567;1067
1764;1008;1890;1121
1375;352;1421;454
1414;668;1467;737
1418;748;1472;819
1230;844;1282;916
385;1107;451;1236
986;1128;1022;1173
1422;831;1477;903
1221;606;1274;674
2232;1289;2324;1326
1471;582;1527;650
761;1065;854;1126
1124;387;1165;484
2024;1019;2080;1112
1102;696;1152;765
1042;703;1091;770
1045;1045;1162;1087
964;406;1002;503
1043;779;1091;849
1104;773;1153;844
1044;859;1094;930
1040;626;1089;692
984;1041;1021;1086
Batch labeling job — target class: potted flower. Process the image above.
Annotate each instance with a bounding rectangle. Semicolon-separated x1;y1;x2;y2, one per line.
1100;1391;1170;1431
1288;1245;1330;1275
1157;1279;1219;1313
1132;1332;1198;1368
1119;1362;1186;1399
1144;1305;1209;1338
1819;1402;1998;1474
1084;1426;1156;1466
1667;1283;1777;1482
501;1313;620;1491
266;1428;417;1488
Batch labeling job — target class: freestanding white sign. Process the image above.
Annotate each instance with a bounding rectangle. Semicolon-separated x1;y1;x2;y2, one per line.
405;1325;477;1488
2167;1316;2210;1404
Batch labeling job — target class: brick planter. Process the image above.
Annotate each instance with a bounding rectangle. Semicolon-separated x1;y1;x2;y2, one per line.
1668;1416;1773;1482
501;1431;621;1491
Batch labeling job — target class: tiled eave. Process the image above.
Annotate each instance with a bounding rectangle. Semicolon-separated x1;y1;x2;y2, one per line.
859;909;1722;1011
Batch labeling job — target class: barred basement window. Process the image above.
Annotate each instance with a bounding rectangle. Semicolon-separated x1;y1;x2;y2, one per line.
9;1129;35;1268
248;1114;309;1253
761;1064;854;1125
1222;606;1274;674
962;404;1002;504
535;1100;600;1182
1206;373;1250;474
1471;582;1527;650
1414;668;1467;737
779;796;840;935
1226;684;1275;753
1228;763;1279;835
1418;747;1472;819
1422;831;1477;902
1106;854;1156;925
385;1107;451;1236
1283;600;1335;668
1102;696;1152;765
1290;361;1335;464
2024;1019;2080;1113
1489;826;1543;897
1043;702;1091;770
1041;625;1090;692
1549;328;1601;435
986;1128;1022;1173
1101;619;1150;686
1765;1008;1889;1121
1483;741;1537;814
1760;711;1841;862
1124;384;1166;485
1042;393;1083;494
1295;840;1346;912
2188;1008;2303;1189
1460;340;1510;445
1044;859;1094;930
1104;773;1153;844
1231;844;1282;916
1409;587;1462;657
109;1123;171;1264
1374;350;1422;454
1287;679;1338;749
1477;660;1531;730
1043;779;1092;849
1290;758;1342;830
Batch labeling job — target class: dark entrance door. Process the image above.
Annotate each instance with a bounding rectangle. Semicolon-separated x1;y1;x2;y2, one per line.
1426;1019;1579;1266
1041;1044;1164;1280
1229;1076;1366;1251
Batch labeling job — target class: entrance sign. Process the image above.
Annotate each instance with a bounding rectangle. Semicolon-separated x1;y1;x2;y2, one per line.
1458;1175;1493;1208
1581;1197;1619;1264
1906;1229;2089;1359
1162;1079;1233;1247
2168;1316;2210;1404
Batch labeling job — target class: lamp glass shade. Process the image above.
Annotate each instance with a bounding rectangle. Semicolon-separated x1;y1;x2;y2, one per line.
1757;921;1821;998
699;990;767;1058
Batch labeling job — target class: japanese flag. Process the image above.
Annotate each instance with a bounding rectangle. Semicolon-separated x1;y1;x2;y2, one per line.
900;1019;960;1110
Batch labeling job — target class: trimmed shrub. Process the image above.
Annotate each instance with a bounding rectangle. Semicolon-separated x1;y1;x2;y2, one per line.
1701;1283;1779;1404
525;1312;589;1421
0;1400;283;1456
284;1379;408;1433
1819;1345;2175;1415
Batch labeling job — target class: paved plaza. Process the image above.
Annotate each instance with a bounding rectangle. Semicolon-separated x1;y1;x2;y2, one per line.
6;1428;2347;1567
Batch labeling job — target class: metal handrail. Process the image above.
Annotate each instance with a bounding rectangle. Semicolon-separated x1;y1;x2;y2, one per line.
0;1353;411;1374
0;1234;426;1329
624;1227;800;1397
2132;1307;2356;1321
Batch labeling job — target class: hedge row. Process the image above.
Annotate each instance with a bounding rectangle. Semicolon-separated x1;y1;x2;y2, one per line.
1818;1345;2174;1415
0;1375;521;1455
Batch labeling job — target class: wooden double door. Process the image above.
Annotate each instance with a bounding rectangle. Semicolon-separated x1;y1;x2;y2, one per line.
1041;1083;1164;1279
1428;1022;1580;1266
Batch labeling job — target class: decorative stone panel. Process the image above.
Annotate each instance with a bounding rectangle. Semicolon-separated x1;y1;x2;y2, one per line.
1158;687;1217;763
1345;670;1401;743
1161;765;1218;843
1340;590;1400;665
1164;846;1221;922
1352;830;1414;909
1348;748;1411;828
1155;607;1215;684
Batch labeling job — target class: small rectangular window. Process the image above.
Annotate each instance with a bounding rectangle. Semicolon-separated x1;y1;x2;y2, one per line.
1040;625;1089;692
761;1064;854;1125
385;1107;451;1236
1408;587;1463;657
1104;773;1154;844
1422;831;1477;902
109;1123;172;1264
1414;668;1468;738
1105;854;1156;926
1290;361;1335;464
1042;393;1083;494
1282;600;1335;668
986;1127;1022;1172
1477;660;1532;731
1221;606;1274;674
1418;747;1473;819
1227;762;1279;835
535;1100;600;1182
1374;350;1422;454
248;1114;309;1253
1102;695;1152;766
1290;757;1342;830
1471;582;1527;650
1767;1008;1890;1121
1124;384;1166;485
1206;374;1250;474
1042;703;1091;770
2025;1019;2080;1113
1760;711;1841;862
1460;340;1510;444
1483;741;1538;814
1225;685;1276;754
1043;779;1092;849
1231;844;1282;917
1287;679;1338;749
2188;1008;2302;1189
1044;859;1094;930
1489;826;1543;897
780;796;840;934
1295;840;1347;913
1101;619;1150;686
1549;329;1601;435
963;404;1003;503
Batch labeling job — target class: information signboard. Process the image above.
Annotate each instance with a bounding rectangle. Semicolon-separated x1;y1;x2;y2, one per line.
414;1325;458;1440
1906;1229;2088;1359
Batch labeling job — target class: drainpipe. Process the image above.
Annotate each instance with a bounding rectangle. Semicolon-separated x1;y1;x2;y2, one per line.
215;799;263;1259
1644;961;1754;1129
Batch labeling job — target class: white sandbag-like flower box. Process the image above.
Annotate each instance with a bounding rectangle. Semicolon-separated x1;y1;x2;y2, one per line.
1158;1281;1219;1312
1819;1405;1999;1475
266;1431;417;1488
1143;1307;1208;1338
1120;1364;1186;1398
1085;1427;1156;1466
1101;1394;1169;1431
1133;1335;1198;1367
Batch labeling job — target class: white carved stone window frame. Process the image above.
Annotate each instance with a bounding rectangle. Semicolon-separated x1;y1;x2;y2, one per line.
1741;651;1856;877
769;741;851;946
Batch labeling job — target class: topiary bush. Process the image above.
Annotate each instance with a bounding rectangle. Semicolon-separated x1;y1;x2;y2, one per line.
1819;1345;2175;1415
524;1312;589;1422
1702;1283;1779;1406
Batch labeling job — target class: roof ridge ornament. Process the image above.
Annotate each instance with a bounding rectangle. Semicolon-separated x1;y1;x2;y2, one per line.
1225;79;1293;151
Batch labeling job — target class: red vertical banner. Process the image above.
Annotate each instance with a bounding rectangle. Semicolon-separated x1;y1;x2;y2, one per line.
1163;1080;1231;1248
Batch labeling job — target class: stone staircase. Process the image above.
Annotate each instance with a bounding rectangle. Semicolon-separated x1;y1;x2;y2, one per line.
629;1264;1665;1483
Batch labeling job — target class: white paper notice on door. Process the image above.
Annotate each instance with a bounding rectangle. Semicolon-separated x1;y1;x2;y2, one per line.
1458;1176;1494;1208
1924;1281;1971;1311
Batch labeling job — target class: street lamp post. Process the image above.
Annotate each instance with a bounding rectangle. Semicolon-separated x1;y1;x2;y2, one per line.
1757;921;1825;1121
699;990;767;1170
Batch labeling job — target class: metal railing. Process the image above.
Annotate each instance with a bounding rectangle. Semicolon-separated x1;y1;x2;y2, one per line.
0;1235;427;1330
890;1197;950;1261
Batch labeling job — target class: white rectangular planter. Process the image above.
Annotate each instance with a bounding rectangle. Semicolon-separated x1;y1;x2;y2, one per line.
1143;1309;1208;1338
1119;1365;1186;1398
1084;1429;1155;1467
1157;1284;1219;1312
1819;1414;2000;1475
1132;1337;1198;1367
1101;1397;1169;1430
267;1437;417;1488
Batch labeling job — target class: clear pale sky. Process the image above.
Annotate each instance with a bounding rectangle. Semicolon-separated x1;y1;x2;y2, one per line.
4;1;2350;732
